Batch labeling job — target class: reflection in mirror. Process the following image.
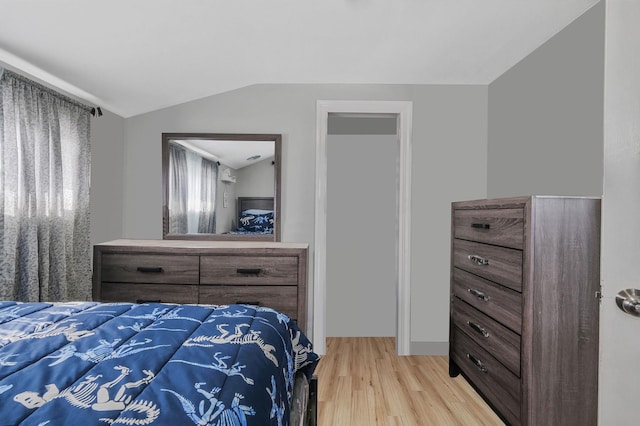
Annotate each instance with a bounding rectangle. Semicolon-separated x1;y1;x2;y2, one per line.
162;133;281;241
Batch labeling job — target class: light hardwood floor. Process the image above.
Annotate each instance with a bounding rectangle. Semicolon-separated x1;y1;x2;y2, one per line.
315;337;504;426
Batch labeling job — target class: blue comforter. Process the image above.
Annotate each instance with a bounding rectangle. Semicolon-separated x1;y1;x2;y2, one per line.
0;301;319;426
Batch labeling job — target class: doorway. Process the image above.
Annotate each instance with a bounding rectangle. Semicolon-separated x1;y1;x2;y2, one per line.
314;100;413;355
326;115;398;336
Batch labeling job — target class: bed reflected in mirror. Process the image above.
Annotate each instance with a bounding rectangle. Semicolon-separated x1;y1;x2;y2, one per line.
162;133;281;241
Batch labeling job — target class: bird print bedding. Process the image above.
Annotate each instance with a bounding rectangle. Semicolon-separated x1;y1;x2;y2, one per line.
0;301;319;426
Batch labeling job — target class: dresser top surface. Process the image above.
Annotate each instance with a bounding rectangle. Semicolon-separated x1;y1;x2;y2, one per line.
95;239;308;250
452;195;601;210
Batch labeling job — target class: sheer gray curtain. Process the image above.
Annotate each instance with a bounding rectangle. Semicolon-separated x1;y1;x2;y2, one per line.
168;143;217;234
0;69;91;301
198;158;217;233
168;143;188;234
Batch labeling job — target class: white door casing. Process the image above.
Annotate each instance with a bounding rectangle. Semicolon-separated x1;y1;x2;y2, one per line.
314;100;413;355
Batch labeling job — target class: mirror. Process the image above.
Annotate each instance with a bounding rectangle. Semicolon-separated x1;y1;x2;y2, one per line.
162;133;281;241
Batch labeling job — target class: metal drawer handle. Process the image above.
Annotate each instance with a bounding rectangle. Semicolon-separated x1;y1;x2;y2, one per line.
471;223;491;229
468;255;489;266
467;288;490;301
236;268;262;275
466;353;488;373
467;321;490;338
136;267;164;273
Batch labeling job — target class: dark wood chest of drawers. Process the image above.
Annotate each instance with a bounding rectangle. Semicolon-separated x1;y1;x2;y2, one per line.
449;196;600;426
92;239;308;332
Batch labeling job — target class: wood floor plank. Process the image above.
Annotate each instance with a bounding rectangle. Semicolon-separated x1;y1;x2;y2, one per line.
315;337;504;426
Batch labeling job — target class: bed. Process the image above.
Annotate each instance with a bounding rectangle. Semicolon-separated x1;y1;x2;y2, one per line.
0;301;319;426
225;197;275;235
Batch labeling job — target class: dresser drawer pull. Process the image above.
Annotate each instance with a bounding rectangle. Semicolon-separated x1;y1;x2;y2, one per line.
235;301;261;306
136;267;164;273
468;255;489;266
136;299;162;304
236;268;262;275
471;223;491;229
467;288;491;301
467;321;490;338
466;353;488;373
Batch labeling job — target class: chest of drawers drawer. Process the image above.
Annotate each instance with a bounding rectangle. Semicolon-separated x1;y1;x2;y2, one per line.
101;253;199;284
452;239;523;292
451;326;521;426
452;268;522;333
200;255;298;285
451;297;521;375
453;208;524;249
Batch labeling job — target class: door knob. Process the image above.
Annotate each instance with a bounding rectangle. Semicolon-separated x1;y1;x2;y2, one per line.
615;289;640;317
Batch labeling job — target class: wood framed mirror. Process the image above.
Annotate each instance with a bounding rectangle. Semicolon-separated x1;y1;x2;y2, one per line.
162;133;281;241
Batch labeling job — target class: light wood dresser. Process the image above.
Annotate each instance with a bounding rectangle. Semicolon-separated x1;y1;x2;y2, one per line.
92;239;308;332
449;196;600;426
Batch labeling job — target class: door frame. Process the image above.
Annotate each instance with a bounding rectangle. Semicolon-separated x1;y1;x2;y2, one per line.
314;100;413;355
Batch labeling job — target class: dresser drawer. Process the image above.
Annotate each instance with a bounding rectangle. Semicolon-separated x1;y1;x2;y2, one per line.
100;283;198;304
453;239;523;292
451;327;521;426
199;286;298;320
452;268;522;333
454;208;524;249
101;254;199;284
200;256;298;285
452;297;521;376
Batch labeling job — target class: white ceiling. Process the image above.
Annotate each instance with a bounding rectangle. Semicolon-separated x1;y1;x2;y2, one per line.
0;0;598;118
173;138;275;170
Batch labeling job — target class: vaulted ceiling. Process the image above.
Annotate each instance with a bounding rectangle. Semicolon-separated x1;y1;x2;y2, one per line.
0;0;599;118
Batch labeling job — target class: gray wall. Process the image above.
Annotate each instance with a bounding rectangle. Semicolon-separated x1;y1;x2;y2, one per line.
90;109;125;249
326;133;397;337
487;2;604;198
114;84;488;346
236;158;275;197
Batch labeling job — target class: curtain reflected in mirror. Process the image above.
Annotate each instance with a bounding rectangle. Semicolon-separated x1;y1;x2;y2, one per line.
162;133;281;241
168;142;218;234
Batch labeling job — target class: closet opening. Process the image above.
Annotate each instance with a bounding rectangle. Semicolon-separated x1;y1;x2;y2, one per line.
326;114;398;339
